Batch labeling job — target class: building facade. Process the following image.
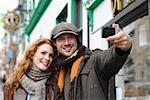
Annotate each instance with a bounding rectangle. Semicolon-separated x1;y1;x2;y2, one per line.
25;0;150;99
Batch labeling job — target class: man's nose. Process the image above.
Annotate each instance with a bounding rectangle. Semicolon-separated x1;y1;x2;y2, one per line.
64;38;69;45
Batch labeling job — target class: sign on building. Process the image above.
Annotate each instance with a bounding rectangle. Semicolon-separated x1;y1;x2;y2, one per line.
3;11;21;31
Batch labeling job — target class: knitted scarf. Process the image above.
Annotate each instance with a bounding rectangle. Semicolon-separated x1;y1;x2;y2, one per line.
56;46;85;99
20;66;53;100
55;46;86;68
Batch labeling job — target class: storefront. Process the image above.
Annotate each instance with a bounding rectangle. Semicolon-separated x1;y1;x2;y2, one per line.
103;0;150;99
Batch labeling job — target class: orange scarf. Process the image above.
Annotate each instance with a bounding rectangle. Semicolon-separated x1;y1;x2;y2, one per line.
57;56;84;92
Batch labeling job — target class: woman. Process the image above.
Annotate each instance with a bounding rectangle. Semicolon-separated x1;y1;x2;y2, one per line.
3;38;57;100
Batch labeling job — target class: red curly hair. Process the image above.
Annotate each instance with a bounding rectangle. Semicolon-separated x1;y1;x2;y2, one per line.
4;38;57;90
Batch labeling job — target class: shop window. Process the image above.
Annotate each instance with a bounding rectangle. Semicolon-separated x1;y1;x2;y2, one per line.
123;16;150;99
139;22;149;46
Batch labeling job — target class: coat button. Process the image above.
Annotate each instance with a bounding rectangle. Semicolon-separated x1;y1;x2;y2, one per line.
94;84;97;87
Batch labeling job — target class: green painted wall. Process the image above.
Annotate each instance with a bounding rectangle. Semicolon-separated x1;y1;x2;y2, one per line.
71;0;75;25
25;0;52;36
86;0;104;31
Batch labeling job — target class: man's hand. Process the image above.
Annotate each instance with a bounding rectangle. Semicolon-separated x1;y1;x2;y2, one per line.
106;23;132;51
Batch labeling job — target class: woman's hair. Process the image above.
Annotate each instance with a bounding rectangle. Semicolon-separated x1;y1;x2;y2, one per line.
4;38;57;89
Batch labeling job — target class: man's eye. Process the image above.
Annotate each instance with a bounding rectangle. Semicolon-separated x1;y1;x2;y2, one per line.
69;36;74;39
57;37;64;41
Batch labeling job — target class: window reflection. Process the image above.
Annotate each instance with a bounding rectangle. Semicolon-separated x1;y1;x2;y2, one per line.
122;16;150;99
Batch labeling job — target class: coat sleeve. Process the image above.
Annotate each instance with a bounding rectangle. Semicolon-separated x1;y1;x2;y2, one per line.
93;45;130;80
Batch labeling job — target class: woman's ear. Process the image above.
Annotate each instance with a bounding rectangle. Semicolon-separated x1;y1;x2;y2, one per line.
52;40;56;46
31;55;34;60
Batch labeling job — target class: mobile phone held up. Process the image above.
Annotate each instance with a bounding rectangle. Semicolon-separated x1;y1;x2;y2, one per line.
102;27;115;38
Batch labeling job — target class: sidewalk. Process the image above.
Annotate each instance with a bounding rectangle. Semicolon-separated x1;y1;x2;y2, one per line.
0;80;4;99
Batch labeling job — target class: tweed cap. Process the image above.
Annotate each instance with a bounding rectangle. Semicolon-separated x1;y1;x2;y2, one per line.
50;22;79;39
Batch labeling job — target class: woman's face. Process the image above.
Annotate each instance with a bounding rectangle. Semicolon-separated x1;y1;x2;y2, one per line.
32;43;54;71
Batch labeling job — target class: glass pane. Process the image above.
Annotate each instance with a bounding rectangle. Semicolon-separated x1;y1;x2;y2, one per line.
116;15;150;100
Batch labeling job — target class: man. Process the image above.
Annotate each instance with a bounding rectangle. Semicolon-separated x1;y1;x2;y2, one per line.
50;22;132;100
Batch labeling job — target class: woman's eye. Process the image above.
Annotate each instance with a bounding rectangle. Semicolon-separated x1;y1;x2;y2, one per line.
41;52;46;54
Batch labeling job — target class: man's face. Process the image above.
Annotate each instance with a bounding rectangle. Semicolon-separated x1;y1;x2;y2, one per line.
55;33;78;57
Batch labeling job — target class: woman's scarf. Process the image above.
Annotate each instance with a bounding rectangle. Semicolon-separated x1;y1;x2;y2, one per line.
21;66;53;100
26;66;52;81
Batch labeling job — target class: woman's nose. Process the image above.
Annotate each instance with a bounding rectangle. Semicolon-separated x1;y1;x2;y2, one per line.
45;54;50;60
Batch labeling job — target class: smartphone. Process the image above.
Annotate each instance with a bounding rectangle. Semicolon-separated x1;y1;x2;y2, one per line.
102;27;115;38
